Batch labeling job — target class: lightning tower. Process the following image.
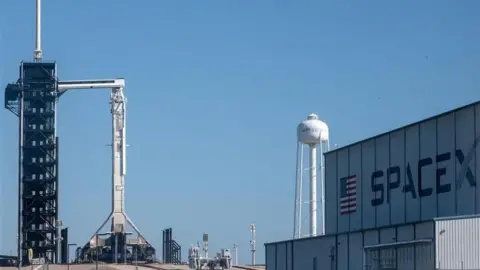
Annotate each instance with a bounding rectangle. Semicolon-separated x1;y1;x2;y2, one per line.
293;113;329;238
249;224;256;265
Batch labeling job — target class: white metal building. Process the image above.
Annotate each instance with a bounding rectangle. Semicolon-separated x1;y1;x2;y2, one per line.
265;101;480;269
324;101;480;234
265;214;480;270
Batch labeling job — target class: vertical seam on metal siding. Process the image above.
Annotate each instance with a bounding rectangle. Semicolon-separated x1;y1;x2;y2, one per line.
362;229;365;270
474;106;477;214
285;242;288;270
274;243;277;270
413;224;416;270
388;133;392;225
419;124;422;220
291;240;294;270
454;111;458;214
433;220;437;269
360;143;364;232
347;233;350;270
377;228;381;270
394;226;398;270
336;151;339;234
436;117;439;218
374;138;378;227
348;146;351;232
403;128;407;224
335;234;338;270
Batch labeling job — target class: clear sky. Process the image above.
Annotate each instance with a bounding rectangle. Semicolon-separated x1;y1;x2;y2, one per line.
1;0;479;264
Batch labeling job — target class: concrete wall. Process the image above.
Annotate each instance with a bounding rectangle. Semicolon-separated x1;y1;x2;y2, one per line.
325;101;480;234
265;221;434;270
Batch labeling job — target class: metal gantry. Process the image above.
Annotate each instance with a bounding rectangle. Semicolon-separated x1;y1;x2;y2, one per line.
4;0;155;265
162;228;181;264
58;79;156;263
4;0;58;265
5;62;60;264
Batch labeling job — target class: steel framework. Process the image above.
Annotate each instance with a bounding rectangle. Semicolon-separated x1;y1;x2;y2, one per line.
162;228;181;264
4;62;60;265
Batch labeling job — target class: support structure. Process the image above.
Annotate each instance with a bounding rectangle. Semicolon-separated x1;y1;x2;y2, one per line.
4;0;155;265
5;62;60;265
294;114;329;238
60;227;69;264
188;234;232;270
56;79;155;263
249;224;256;265
203;233;209;259
232;244;238;266
4;0;56;265
309;143;317;237
162;228;181;264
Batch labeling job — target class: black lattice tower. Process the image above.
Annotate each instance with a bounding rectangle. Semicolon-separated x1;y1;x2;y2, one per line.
162;228;181;264
5;62;59;265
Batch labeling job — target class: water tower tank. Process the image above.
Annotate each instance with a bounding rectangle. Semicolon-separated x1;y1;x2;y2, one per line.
297;113;329;144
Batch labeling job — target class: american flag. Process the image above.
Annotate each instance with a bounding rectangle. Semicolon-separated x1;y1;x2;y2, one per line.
339;175;357;215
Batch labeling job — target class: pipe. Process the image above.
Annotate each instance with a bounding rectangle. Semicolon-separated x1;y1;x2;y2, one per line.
309;143;317;237
298;144;304;237
293;142;300;238
320;142;324;235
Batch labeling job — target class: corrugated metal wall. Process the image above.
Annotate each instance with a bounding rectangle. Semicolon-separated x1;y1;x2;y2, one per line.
325;102;480;235
265;221;435;270
435;216;480;269
266;243;276;270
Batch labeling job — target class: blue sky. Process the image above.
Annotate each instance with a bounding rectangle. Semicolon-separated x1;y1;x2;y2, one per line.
1;0;479;264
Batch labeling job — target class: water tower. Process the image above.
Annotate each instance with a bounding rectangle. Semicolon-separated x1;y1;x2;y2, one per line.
293;113;329;238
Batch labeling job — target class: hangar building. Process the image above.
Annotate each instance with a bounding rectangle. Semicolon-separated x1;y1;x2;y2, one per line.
265;101;480;270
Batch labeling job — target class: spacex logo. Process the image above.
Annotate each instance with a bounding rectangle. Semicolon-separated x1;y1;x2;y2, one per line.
302;128;319;133
456;136;480;189
370;135;479;207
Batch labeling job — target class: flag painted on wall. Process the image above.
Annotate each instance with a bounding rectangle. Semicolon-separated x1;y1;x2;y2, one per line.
339;175;357;215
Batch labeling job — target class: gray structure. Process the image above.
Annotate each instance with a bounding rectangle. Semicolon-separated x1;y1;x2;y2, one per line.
265;215;480;270
265;101;480;269
325;101;480;234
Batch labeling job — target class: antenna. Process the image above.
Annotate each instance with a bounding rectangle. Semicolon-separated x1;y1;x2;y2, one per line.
249;224;256;265
294;113;330;238
34;0;42;61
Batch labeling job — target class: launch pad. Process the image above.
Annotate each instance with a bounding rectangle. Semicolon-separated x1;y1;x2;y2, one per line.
58;80;156;264
4;67;156;265
3;0;155;265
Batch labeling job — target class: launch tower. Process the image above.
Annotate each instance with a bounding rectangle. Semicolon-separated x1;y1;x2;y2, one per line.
4;0;155;265
5;61;60;265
